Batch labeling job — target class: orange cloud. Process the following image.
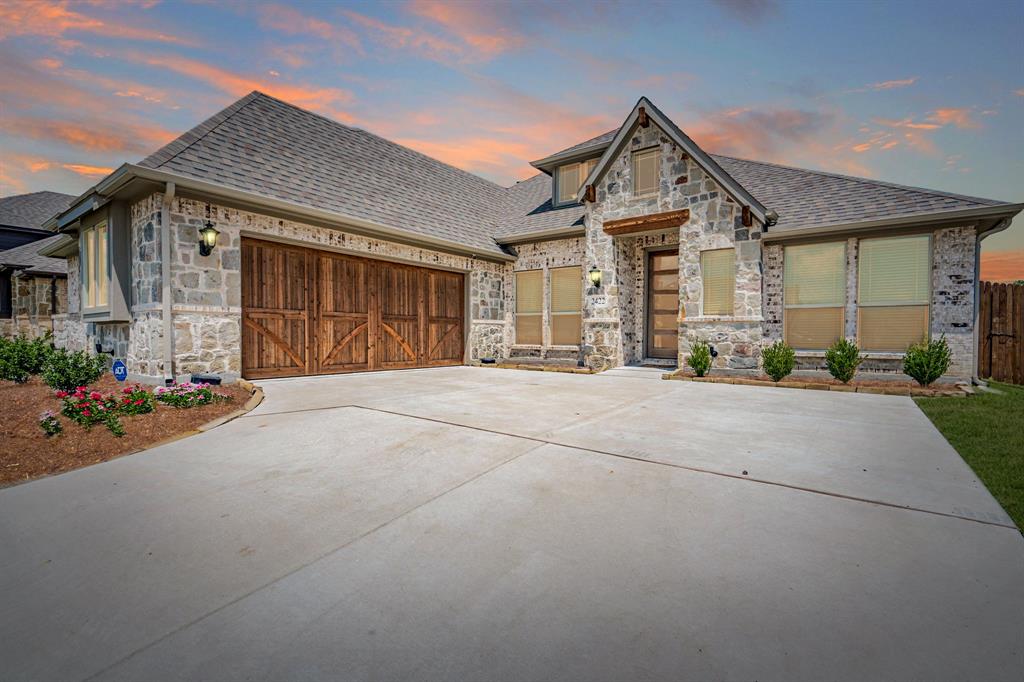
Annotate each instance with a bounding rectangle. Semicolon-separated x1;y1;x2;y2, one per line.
342;10;464;63
0;0;194;45
407;0;527;57
256;3;362;53
1015;89;1024;97
62;163;114;178
927;107;979;129
127;52;356;121
0;116;174;154
981;250;1024;283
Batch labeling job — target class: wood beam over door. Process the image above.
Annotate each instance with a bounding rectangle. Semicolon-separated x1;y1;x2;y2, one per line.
602;209;690;236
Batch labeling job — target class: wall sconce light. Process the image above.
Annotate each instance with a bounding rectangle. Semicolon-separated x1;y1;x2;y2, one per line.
198;221;220;257
588;265;602;288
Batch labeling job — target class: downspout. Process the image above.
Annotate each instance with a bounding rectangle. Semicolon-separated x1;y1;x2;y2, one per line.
973;218;1012;384
161;183;176;385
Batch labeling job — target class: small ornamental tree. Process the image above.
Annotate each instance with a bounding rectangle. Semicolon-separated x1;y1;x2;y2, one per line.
825;338;862;384
903;336;952;386
687;340;713;377
762;340;796;382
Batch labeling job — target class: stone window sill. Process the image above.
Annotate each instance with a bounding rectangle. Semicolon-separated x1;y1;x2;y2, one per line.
510;344;580;351
683;315;763;323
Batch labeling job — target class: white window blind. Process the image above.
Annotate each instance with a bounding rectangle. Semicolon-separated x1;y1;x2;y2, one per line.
515;270;543;345
701;249;734;316
858;235;930;351
784;242;846;350
550;266;582;345
82;222;110;310
632;148;659;196
557;164;579;204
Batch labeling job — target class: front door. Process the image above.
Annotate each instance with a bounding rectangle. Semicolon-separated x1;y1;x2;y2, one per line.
646;248;679;360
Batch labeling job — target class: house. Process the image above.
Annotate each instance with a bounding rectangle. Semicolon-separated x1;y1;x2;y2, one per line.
0;192;74;338
38;93;1021;383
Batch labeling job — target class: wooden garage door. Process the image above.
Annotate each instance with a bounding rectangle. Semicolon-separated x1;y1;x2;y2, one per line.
242;238;464;379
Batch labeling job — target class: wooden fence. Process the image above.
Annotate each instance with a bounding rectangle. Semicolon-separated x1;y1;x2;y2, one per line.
978;281;1023;384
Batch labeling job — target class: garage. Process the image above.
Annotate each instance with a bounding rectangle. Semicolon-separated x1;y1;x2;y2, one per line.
241;238;464;379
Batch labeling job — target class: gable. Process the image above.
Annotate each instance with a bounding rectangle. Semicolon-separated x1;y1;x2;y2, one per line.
576;98;768;223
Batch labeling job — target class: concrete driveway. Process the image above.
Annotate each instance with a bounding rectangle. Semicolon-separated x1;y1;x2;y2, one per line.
1;366;1021;681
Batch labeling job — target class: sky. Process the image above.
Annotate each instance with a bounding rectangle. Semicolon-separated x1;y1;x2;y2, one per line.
1;0;1022;280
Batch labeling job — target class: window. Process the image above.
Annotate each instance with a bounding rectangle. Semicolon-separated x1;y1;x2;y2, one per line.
632;148;659;196
784;242;846;350
550;266;582;345
701;249;734;316
515;270;543;344
81;221;109;310
557;159;597;205
858;235;930;351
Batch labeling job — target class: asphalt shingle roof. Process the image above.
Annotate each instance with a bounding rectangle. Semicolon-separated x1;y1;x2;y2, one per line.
0;191;74;230
133;93;1014;247
139;92;512;256
0;234;68;275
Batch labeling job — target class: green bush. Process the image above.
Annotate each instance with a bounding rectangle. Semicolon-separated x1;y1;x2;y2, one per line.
687;340;712;377
825;338;862;384
42;348;107;392
903;336;951;386
0;334;54;383
762;340;796;382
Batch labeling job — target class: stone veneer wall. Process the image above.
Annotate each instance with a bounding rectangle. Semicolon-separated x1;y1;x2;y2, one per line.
0;274;67;339
584;122;764;370
762;225;977;379
508;236;584;360
163;196;509;377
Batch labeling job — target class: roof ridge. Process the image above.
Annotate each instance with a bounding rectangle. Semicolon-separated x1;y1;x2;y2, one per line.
710;153;1006;206
140;91;262;169
244;91;512;196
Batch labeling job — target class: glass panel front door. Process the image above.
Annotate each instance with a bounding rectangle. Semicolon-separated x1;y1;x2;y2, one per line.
646;249;679;360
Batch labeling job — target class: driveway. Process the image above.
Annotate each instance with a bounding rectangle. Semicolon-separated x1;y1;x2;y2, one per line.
1;366;1021;681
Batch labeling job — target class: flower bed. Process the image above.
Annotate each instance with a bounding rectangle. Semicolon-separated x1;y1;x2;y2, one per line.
662;370;969;397
1;375;253;486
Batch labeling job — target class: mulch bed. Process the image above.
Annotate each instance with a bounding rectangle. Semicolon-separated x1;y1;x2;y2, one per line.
665;370;966;396
1;375;252;487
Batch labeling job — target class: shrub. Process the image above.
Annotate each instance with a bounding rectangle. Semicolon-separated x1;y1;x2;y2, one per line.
903;336;951;386
39;410;62;437
762;340;796;382
42;348;107;392
0;334;54;383
57;386;125;437
825;338;862;384
686;340;713;377
154;381;230;408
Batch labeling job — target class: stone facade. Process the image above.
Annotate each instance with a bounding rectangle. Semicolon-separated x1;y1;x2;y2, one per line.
508;236;585;361
762;226;977;379
583;121;764;370
0;273;67;340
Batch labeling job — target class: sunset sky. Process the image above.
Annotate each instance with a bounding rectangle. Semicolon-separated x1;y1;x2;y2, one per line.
1;0;1022;279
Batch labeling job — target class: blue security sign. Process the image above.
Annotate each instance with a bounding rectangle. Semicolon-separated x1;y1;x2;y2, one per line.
112;359;128;382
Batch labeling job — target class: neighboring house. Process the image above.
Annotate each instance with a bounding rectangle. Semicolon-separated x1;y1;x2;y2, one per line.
0;192;73;338
40;93;1021;383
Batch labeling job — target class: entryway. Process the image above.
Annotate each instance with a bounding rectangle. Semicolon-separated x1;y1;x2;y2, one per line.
645;247;679;360
241;238;464;378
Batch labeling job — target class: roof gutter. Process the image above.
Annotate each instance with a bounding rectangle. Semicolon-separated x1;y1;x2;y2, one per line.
761;203;1024;241
36;234;78;258
50;164;516;263
495;225;586;245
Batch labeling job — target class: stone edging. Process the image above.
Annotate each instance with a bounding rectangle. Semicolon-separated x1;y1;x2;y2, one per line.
661;371;971;397
479;363;597;375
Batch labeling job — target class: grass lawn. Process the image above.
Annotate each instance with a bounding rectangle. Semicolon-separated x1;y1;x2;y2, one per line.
915;381;1024;529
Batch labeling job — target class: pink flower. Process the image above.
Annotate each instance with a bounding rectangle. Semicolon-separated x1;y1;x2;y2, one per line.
89;391;102;400
123;387;132;394
82;409;91;417
55;390;68;398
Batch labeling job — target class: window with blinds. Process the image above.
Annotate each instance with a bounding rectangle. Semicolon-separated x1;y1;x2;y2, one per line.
557;159;597;204
550;266;582;345
784;242;846;350
632;148;659;196
82;221;109;310
701;249;734;316
515;270;543;344
858;235;930;351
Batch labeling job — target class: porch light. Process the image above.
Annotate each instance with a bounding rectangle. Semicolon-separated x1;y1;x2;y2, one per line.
588;265;602;288
198;221;220;257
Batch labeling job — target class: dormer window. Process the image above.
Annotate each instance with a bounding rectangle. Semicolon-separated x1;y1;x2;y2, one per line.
632;148;659;197
556;158;597;205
